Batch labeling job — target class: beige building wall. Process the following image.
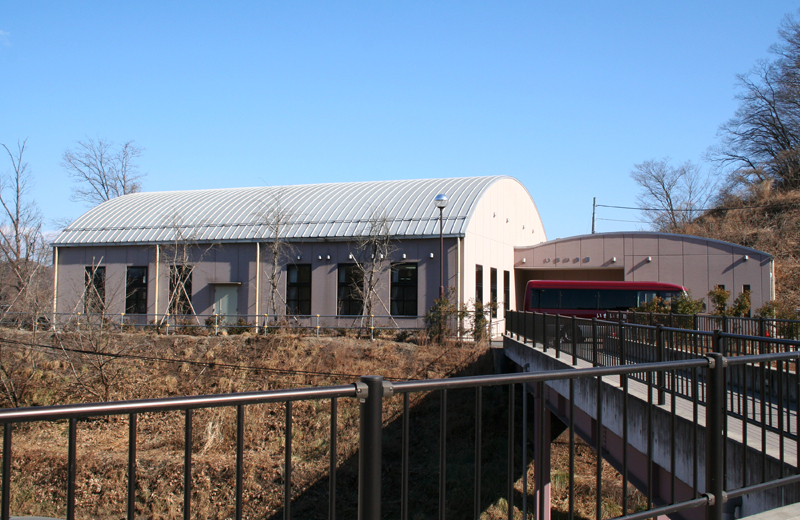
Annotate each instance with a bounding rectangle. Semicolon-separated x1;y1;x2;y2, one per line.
462;177;547;326
514;233;774;311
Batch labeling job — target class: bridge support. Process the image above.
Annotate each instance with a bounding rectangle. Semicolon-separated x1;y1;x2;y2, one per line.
534;381;552;520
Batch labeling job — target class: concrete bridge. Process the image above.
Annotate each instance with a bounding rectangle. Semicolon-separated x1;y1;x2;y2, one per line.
503;311;800;520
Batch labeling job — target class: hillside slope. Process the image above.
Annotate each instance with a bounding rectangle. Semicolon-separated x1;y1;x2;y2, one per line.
677;189;800;313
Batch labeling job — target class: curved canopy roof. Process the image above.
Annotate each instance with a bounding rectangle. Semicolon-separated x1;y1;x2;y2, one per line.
54;176;527;246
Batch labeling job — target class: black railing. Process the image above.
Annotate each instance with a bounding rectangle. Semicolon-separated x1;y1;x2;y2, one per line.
608;310;800;340
1;349;799;519
506;310;800;441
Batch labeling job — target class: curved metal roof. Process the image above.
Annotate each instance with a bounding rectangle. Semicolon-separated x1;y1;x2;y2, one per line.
54;176;525;246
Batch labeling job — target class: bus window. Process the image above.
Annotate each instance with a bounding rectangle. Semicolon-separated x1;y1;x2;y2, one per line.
560;289;599;310
598;290;638;310
637;291;659;306
659;291;682;302
538;289;559;309
528;289;539;309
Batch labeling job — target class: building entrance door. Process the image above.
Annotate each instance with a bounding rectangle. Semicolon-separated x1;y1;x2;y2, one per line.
214;285;239;323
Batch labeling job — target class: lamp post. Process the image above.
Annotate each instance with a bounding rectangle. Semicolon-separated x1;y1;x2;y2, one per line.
433;194;448;299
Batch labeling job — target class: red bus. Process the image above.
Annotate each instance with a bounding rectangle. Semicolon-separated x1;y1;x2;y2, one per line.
524;280;687;319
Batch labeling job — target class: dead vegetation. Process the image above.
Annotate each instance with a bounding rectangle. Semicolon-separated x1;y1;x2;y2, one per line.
0;329;642;519
679;189;800;314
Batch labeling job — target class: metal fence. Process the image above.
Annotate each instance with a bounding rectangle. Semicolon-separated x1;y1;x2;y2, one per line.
0;310;506;341
507;310;800;441
608;311;800;339
1;348;799;519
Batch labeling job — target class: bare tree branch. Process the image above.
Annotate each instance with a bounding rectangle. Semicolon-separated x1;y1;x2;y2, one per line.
631;158;715;232
62;138;145;206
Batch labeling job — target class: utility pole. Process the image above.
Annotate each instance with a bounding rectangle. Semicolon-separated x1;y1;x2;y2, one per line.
591;197;597;234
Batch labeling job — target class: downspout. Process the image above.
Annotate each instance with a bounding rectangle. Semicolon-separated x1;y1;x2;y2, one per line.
255;242;261;329
51;246;58;330
457;237;462;309
154;245;160;319
770;258;776;300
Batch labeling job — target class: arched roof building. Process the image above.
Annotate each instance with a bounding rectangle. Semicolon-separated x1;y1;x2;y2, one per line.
52;176;775;328
53;176;546;326
54;176;543;245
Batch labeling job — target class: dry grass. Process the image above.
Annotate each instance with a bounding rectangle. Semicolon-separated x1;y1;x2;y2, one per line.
680;188;800;312
0;329;644;519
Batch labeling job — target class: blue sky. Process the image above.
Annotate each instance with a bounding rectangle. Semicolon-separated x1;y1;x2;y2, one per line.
1;2;798;240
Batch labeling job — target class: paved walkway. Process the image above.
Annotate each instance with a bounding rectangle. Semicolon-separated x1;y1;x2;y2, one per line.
525;339;799;469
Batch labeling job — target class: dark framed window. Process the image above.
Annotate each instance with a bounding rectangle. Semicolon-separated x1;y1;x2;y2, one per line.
169;265;193;315
490;268;498;318
337;264;363;316
84;266;106;314
287;264;312;315
125;266;148;315
743;284;751;293
503;270;510;311
475;265;483;303
391;263;418;316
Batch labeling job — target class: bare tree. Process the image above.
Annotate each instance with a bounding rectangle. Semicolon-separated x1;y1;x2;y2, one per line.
159;213;216;326
351;209;395;318
630;158;715;232
708;12;800;192
257;192;297;318
62;138;145;206
0;139;50;325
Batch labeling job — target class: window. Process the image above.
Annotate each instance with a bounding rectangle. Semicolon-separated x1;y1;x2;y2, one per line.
475;265;483;303
287;264;312;315
503;271;510;311
337;264;363;316
490;268;498;318
125;266;148;315
743;284;751;293
391;263;418;316
84;266;106;314
169;265;193;315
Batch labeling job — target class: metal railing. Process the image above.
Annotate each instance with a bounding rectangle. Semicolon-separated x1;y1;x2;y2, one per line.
507;310;800;440
1;349;799;519
4;310;504;341
608;310;800;339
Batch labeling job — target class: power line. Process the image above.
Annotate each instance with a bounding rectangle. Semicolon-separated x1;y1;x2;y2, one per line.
597;200;800;212
596;218;649;224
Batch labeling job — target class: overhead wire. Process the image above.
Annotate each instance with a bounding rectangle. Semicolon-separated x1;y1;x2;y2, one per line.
597;199;800;212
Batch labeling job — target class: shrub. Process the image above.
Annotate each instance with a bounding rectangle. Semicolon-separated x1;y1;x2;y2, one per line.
708;286;731;316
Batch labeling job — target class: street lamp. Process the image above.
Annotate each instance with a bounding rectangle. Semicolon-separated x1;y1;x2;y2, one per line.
433;194;448;299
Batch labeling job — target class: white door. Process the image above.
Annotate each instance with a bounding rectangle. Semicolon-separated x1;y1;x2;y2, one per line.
214;285;239;323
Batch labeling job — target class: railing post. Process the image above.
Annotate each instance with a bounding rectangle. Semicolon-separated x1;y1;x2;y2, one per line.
571;316;578;366
316;314;320;338
618;319;625;387
370;315;374;341
759;316;765;338
358;375;384;520
521;311;526;344
656;324;665;405
542;312;548;353
591;317;598;367
712;329;724;356
706;350;726;520
554;314;561;359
